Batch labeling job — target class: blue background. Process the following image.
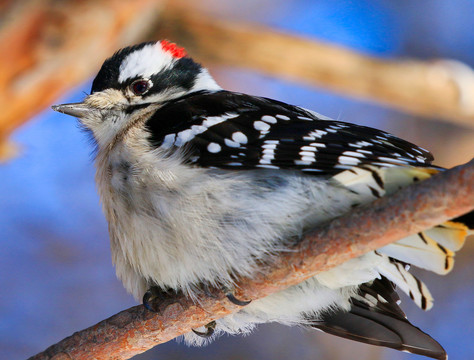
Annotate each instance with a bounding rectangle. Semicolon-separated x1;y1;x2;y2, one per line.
1;1;473;359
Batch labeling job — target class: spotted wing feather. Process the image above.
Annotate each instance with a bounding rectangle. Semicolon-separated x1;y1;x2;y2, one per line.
145;90;433;174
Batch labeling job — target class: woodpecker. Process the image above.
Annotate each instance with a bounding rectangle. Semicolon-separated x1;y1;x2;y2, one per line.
52;40;472;359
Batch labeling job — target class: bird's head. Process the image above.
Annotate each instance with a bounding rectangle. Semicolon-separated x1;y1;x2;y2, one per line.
52;40;220;145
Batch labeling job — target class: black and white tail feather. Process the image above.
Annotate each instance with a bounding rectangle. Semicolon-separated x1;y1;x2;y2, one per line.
52;41;473;360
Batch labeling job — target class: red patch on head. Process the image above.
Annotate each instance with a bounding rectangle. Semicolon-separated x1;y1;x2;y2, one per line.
160;40;187;58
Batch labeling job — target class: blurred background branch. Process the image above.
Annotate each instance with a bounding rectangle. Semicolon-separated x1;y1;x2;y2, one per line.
29;160;474;360
155;7;474;127
1;0;473;161
0;0;162;160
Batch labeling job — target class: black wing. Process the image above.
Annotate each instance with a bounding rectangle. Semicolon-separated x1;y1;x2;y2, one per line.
145;90;433;175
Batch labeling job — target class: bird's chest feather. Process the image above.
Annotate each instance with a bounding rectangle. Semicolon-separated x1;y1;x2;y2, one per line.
94;142;354;295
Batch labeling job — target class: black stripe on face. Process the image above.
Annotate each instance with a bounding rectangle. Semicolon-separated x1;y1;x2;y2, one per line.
143;58;202;97
124;103;153;114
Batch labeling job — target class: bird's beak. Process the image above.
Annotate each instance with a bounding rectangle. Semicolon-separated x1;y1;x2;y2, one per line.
51;102;94;118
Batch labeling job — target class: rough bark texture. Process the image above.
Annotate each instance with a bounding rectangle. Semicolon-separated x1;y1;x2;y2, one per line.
29;159;474;360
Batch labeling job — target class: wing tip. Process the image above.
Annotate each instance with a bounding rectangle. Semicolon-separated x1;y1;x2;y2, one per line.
310;307;446;360
309;278;447;360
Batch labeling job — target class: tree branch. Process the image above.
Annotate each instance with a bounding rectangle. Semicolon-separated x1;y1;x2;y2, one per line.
29;160;474;360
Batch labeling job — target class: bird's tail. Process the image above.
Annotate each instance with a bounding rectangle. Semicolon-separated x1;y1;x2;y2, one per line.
332;165;472;310
309;277;447;360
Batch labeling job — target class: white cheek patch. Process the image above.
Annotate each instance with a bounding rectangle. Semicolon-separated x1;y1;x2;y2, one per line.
119;43;175;82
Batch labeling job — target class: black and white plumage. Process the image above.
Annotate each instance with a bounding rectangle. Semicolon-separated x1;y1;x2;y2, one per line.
144;90;433;173
52;41;472;360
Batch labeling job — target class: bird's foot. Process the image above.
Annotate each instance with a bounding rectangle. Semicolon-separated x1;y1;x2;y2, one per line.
143;286;176;313
198;283;219;299
192;320;217;338
224;287;252;306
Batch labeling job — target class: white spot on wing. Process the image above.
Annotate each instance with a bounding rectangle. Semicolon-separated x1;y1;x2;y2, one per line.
307;130;328;138
232;132;248;144
349;141;373;148
276;114;290;120
254;121;271;131
164;113;241;148
301;168;324;172
310;142;326;148
161;133;176;148
342;150;366;158
299;151;316;157
202;113;238;127
256;164;279;169
224;138;240;148
207;142;221;153
191;125;207;133
261;115;277;124
338;156;361;165
262;143;277;150
261;153;275;160
175;129;194;146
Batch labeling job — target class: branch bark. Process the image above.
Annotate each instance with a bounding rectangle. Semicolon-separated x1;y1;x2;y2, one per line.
29;160;474;360
1;1;473;160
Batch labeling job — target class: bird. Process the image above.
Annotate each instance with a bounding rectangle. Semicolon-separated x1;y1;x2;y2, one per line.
52;40;472;359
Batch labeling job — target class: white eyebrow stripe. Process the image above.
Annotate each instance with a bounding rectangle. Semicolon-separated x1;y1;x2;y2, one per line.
118;43;175;82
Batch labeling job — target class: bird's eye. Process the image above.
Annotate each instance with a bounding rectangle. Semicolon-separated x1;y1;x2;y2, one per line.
130;79;151;95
